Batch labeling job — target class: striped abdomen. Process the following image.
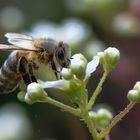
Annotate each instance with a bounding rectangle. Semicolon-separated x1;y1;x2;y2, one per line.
0;51;21;93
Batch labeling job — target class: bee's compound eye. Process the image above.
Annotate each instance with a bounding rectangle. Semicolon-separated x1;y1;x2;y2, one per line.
56;48;65;60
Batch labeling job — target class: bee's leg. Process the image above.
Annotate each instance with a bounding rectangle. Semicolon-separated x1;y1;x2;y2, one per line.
28;63;37;83
59;68;63;79
51;61;59;79
18;57;32;86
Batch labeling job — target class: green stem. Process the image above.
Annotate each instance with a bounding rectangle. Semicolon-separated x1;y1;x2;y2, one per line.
87;70;109;110
78;82;100;140
80;105;100;140
39;96;81;117
99;102;135;139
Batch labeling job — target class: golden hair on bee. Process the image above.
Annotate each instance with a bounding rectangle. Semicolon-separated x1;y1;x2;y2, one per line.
0;33;71;94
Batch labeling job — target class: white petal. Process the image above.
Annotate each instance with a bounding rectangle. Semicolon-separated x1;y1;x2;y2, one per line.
37;79;70;91
85;55;99;78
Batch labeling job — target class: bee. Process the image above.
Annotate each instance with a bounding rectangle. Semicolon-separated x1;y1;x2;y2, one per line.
0;33;71;94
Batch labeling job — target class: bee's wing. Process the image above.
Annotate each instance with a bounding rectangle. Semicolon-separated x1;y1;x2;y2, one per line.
5;33;34;49
0;44;38;52
5;33;32;40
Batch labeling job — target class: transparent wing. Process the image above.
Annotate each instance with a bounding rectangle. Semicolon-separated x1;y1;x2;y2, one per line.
5;33;34;49
0;44;38;52
5;33;33;40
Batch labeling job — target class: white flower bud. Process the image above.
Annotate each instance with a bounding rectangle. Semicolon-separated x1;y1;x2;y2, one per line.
25;82;47;104
104;47;120;70
61;68;73;80
17;91;26;102
133;81;140;93
95;108;113;129
127;89;140;103
70;54;87;79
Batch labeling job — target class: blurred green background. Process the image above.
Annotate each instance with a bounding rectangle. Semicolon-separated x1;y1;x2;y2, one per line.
0;0;140;140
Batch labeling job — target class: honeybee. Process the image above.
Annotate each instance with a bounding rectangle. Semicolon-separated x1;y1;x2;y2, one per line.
0;33;71;93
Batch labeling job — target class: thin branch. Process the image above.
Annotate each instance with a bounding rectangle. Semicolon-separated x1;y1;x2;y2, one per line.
39;96;81;117
87;70;109;110
99;102;135;138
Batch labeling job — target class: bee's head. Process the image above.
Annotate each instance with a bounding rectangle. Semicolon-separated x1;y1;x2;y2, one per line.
55;41;71;68
35;39;71;68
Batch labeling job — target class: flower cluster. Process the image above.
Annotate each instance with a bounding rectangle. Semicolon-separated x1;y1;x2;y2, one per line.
31;53;100;104
17;47;139;140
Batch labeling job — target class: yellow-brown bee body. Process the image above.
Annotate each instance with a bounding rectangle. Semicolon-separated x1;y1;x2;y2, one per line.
0;51;21;92
0;33;71;93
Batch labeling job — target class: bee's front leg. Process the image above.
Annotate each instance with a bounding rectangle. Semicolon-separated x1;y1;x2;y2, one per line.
51;60;59;79
28;63;37;83
18;57;37;86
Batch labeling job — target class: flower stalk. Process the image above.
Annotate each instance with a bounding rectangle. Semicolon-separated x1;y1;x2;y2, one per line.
87;69;109;110
99;102;135;139
80;105;99;140
39;96;81;117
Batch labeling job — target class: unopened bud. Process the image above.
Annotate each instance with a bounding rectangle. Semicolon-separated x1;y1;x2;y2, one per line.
25;82;47;104
70;54;87;79
61;68;73;80
127;89;140;103
133;81;140;93
104;47;120;71
17;91;26;102
95;108;113;129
